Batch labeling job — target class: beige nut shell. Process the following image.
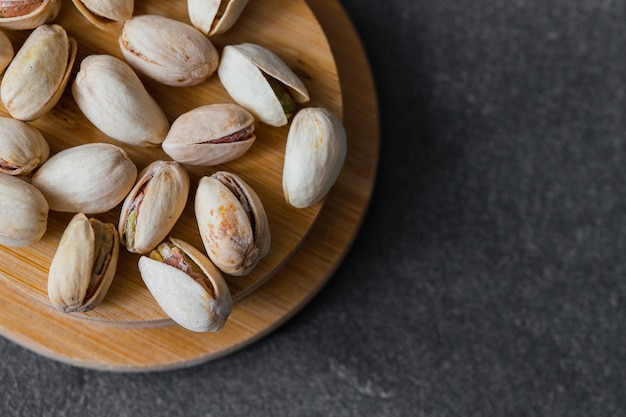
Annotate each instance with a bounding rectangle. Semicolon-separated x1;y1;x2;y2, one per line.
119;160;190;254
218;43;309;127
47;213;119;313
72;54;170;147
0;30;14;73
195;171;270;276
1;24;77;121
0;116;49;176
282;107;347;208
32;143;137;214
0;0;62;30
119;14;219;87
0;174;48;247
72;0;134;31
138;237;233;332
188;0;250;36
162;103;255;166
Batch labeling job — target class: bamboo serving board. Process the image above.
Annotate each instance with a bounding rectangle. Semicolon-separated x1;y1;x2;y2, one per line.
0;0;379;370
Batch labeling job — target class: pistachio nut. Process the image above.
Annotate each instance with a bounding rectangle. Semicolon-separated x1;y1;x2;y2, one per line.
218;43;309;127
72;55;169;147
0;173;48;247
47;213;119;313
72;0;133;31
0;116;49;176
282;107;347;208
188;0;249;36
195;171;270;276
1;24;77;121
0;29;13;73
119;160;190;254
0;0;61;30
119;14;219;87
162;104;255;166
32;143;137;214
138;237;233;332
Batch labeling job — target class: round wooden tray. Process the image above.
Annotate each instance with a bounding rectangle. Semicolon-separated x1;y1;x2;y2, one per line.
0;0;378;371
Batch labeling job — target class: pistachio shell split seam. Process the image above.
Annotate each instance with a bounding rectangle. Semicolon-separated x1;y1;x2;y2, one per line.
139;237;233;332
47;213;119;313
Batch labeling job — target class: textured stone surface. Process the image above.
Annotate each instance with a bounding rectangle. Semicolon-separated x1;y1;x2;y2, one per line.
1;0;626;415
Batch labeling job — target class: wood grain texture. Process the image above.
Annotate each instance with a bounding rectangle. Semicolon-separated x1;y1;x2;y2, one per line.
0;0;378;370
0;0;341;325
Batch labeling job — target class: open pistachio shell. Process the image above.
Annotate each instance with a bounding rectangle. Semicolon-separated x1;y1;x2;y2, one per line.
218;43;310;127
139;237;233;332
0;29;13;73
195;171;270;276
0;0;61;30
32;143;137;214
0;116;49;176
1;24;77;121
283;107;347;208
188;0;249;36
162;103;255;166
72;54;170;147
0;173;48;247
119;160;190;254
119;14;219;87
72;0;133;31
47;213;119;313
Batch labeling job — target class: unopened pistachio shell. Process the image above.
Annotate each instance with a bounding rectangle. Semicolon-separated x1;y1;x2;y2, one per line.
119;14;219;87
72;55;169;147
162;104;255;166
282;107;347;208
0;173;48;247
1;24;77;121
32;143;137;214
0;116;49;176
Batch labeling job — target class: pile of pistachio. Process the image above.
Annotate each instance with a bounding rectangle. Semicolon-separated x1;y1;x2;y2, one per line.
0;0;347;333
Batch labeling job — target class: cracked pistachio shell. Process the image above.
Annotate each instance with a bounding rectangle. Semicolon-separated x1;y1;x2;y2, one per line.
1;24;77;121
139;237;233;332
218;43;309;127
0;0;61;30
0;30;13;73
188;0;249;36
72;0;134;31
119;160;190;254
195;171;270;276
72;55;170;147
283;107;347;208
119;15;219;87
48;213;119;313
0;174;48;247
162;104;255;166
32;143;137;214
0;116;49;176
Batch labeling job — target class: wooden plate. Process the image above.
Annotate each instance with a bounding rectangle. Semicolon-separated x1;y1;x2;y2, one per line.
0;0;378;370
0;0;341;325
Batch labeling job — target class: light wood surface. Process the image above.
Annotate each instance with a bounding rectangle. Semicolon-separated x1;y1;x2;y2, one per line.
0;0;341;324
0;0;379;370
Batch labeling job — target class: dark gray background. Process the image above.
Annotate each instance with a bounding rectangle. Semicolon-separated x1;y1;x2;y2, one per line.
2;0;626;415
